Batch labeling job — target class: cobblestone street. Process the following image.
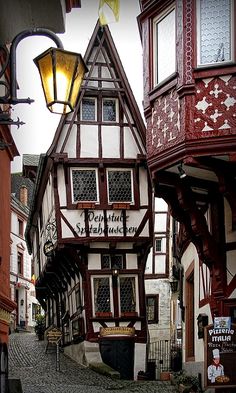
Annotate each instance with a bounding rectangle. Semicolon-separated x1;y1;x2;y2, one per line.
8;333;178;393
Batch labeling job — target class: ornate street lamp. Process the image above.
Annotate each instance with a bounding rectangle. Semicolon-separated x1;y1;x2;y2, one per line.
34;47;87;114
0;28;88;127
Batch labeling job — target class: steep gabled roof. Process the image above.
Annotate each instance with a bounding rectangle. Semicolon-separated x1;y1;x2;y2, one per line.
47;20;146;156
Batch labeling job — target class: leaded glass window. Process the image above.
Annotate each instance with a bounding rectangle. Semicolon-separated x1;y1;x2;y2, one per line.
153;7;176;85
146;295;159;323
72;169;98;202
120;277;136;313
107;170;133;203
103;99;116;121
197;0;233;65
81;98;96;120
94;277;111;313
155;238;162;253
101;255;123;269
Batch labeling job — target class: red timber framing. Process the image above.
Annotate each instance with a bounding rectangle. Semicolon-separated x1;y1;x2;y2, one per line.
26;20;153;378
138;0;236;318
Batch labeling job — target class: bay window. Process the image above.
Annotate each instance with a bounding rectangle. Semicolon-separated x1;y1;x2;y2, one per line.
197;0;234;65
153;6;176;85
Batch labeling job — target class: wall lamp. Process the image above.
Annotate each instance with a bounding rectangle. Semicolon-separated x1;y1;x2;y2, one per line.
0;28;88;127
177;163;187;179
169;276;178;292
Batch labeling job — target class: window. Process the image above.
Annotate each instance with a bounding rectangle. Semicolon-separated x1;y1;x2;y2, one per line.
103;99;116;121
107;169;133;203
155;238;162;253
18;219;23;236
75;286;82;311
119;277;136;314
17;252;23;275
197;0;234;65
146;295;159;323
186;267;195;360
71;169;98;203
101;255;123;269
32;303;37;321
81;98;96;120
153;6;176;85
93;277;111;314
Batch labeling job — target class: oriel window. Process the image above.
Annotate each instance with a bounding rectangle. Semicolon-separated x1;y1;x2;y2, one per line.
197;0;234;65
153;6;176;85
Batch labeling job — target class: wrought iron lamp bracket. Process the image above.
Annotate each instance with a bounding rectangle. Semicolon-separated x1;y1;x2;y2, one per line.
0;28;64;126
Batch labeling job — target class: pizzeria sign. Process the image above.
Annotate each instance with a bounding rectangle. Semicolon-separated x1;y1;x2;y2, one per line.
205;322;236;389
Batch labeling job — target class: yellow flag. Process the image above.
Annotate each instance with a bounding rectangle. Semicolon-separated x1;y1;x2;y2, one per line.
98;0;120;26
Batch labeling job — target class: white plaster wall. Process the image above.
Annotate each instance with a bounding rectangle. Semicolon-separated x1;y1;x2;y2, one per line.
124;127;140;158
134;343;146;379
56;123;70;153
57;165;67;206
101;126;120;158
64;124;77;157
80;125;99;157
154;255;166;274
145;279;171;341
139;168;148;206
88;254;101;270
126;254;137;269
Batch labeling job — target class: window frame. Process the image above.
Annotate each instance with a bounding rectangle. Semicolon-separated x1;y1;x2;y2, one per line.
118;275;138;316
102;98;118;122
81;97;97;121
92;275;113;317
71;167;99;204
17;251;23;275
196;0;235;66
107;168;134;205
153;4;176;86
18;218;24;237
146;295;159;323
101;254;124;270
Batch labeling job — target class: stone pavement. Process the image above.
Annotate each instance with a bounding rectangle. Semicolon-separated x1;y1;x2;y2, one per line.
8;332;178;393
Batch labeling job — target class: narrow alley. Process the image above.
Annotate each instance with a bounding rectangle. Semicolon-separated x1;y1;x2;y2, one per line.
8;332;178;393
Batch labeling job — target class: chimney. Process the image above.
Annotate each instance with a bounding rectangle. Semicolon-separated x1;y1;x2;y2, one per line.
19;185;28;206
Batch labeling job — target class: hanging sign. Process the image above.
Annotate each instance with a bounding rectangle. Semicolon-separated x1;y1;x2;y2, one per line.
205;323;236;389
43;240;54;256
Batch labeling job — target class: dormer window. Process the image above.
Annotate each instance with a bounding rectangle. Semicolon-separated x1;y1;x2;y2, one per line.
103;98;117;122
197;0;234;65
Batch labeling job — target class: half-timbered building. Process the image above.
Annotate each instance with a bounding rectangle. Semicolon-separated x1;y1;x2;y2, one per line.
26;21;152;380
138;0;236;388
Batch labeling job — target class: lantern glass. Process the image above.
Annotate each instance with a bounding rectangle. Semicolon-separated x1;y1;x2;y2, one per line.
34;48;87;114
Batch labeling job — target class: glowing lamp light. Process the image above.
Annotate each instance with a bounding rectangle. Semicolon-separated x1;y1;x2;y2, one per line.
34;47;88;114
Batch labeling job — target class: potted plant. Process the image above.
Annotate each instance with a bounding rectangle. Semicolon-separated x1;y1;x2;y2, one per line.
34;314;46;340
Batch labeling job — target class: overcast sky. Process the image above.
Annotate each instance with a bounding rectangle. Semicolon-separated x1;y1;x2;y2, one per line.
11;0;143;173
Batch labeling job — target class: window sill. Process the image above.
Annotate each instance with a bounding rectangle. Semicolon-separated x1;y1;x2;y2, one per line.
95;312;112;317
76;202;96;209
193;62;236;79
121;312;138;317
112;203;130;210
149;72;178;102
